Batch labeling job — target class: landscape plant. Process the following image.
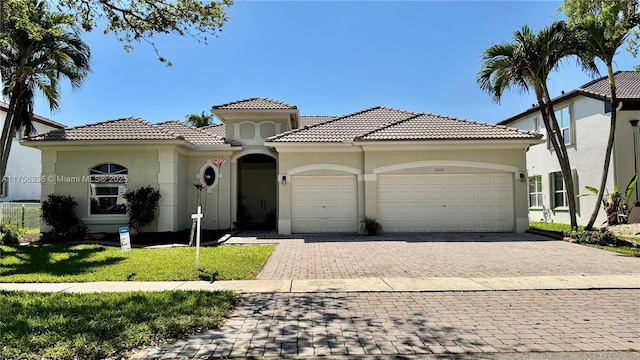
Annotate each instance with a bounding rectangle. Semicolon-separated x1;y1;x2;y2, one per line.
41;194;87;242
122;186;161;234
0;223;21;245
578;174;638;225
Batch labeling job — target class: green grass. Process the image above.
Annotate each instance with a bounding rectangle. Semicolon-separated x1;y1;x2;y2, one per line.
529;221;585;232
586;245;640;257
21;228;40;234
0;290;236;360
0;244;275;282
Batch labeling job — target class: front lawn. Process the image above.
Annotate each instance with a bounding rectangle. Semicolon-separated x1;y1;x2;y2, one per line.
529;221;585;232
529;221;640;257
0;244;275;282
0;290;235;360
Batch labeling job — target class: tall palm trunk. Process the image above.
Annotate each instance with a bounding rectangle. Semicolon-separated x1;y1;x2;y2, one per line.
536;85;578;229
0;88;21;181
585;66;618;229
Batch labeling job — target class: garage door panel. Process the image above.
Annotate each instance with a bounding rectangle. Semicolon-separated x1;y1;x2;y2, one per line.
378;173;513;232
292;175;357;233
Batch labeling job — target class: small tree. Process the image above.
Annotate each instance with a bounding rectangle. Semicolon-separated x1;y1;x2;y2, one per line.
122;186;161;234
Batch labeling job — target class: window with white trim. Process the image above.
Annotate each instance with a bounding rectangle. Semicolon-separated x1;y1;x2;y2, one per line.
89;163;128;215
554;106;572;145
551;171;567;208
0;177;7;198
532;117;540;133
528;175;542;207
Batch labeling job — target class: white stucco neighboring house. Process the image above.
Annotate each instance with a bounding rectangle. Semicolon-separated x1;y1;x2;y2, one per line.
1;102;66;202
25;98;542;234
498;71;640;226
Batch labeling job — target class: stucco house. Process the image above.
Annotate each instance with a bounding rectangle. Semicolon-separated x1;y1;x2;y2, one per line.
1;102;65;202
498;71;640;226
25;98;542;235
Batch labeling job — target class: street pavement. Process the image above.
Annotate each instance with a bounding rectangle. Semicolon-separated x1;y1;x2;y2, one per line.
2;231;639;359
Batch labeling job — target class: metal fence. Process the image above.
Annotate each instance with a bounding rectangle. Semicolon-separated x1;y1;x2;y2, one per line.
0;203;41;229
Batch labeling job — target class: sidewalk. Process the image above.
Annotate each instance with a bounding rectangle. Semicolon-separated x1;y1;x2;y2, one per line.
1;274;638;293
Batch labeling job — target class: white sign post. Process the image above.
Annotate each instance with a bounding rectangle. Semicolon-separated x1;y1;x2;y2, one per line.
119;227;131;252
191;206;203;270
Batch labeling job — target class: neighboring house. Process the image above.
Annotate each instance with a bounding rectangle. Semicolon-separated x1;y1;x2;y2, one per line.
498;71;640;226
25;98;541;234
0;102;65;202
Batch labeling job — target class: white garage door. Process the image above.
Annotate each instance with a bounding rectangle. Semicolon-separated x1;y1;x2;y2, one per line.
378;173;513;232
291;175;358;232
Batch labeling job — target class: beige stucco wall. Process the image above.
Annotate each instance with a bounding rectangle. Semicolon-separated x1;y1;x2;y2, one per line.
364;147;529;232
41;147;160;233
187;154;233;230
274;144;530;234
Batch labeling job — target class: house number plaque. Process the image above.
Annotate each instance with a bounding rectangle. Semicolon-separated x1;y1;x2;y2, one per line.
433;167;445;173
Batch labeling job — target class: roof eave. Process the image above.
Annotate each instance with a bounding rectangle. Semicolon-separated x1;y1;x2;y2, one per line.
212;108;300;123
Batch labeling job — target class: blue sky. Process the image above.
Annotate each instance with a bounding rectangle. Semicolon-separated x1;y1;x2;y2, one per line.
33;1;639;128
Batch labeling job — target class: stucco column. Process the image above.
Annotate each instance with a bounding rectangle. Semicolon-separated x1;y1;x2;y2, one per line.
40;150;57;232
514;171;529;233
157;149;178;231
230;159;238;228
277;174;292;235
363;173;378;218
357;174;365;222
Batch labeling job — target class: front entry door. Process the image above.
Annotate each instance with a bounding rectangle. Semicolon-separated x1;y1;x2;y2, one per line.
239;167;276;227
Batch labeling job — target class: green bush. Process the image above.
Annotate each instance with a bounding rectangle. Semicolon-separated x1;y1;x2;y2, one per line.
41;194;86;242
564;229;618;246
122;186;161;233
0;223;22;245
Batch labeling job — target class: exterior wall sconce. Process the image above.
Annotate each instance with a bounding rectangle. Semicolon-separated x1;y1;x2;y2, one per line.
281;175;287;185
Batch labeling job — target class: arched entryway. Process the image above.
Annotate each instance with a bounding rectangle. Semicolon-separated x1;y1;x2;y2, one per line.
237;153;277;229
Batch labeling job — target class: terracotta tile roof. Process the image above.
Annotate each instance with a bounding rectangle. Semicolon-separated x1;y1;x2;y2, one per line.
267;107;417;143
579;71;640;99
0;101;65;129
157;121;226;145
299;115;337;127
200;123;225;136
358;113;542;141
213;97;297;110
499;71;640;125
28;117;182;141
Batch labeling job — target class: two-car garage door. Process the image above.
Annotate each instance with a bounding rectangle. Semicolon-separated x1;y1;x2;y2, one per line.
289;173;514;233
378;173;513;232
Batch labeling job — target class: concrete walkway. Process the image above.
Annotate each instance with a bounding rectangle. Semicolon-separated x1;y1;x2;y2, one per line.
1;274;639;293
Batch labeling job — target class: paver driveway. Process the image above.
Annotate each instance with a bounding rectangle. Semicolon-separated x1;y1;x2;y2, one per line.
137;232;640;359
227;231;640;279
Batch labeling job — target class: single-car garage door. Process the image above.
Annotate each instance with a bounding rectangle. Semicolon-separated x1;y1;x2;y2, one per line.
378;173;513;232
291;175;358;232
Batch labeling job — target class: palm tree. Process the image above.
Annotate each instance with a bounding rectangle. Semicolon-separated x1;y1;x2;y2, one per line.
478;22;594;230
185;111;214;127
565;6;638;229
0;0;91;181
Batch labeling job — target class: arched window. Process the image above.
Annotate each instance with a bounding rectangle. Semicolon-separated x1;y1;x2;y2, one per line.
89;163;128;215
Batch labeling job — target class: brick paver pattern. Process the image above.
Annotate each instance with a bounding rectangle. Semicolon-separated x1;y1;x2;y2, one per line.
227;232;640;279
145;289;639;358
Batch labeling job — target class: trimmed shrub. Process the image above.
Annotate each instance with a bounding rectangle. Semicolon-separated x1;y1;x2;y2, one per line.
41;194;86;242
122;186;161;234
0;223;22;245
564;229;618;246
